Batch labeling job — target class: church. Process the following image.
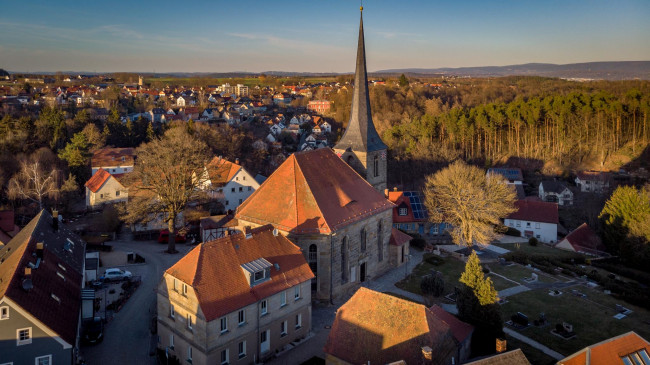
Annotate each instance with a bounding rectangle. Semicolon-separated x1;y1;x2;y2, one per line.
235;8;405;301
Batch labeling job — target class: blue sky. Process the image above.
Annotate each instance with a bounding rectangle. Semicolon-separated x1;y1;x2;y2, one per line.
1;0;649;73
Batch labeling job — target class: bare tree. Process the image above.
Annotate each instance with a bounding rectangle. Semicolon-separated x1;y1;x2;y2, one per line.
424;160;516;247
8;159;60;210
123;127;210;253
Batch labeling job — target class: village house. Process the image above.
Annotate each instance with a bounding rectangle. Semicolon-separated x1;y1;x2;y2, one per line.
324;287;471;365
555;223;607;256
157;225;314;365
199;214;239;242
386;189;452;242
486;167;524;185
557;331;650;365
91;147;136;176
307;100;331;113
504;200;559;243
575;171;610;193
539;180;574;206
197;157;260;212
84;168;128;210
0;210;86;365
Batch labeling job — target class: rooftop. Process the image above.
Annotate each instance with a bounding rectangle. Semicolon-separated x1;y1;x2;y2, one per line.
507;200;559;224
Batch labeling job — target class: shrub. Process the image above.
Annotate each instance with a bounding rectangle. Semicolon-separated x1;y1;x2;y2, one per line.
424;254;444;266
420;272;445;297
503;251;529;265
528;237;538;246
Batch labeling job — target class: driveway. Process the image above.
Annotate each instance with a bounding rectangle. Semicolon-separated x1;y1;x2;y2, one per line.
80;236;194;365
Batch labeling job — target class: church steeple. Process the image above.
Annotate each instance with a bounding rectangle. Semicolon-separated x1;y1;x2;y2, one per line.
334;8;387;154
334;8;388;192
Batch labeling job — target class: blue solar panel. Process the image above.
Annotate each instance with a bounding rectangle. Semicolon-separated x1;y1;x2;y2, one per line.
404;191;428;219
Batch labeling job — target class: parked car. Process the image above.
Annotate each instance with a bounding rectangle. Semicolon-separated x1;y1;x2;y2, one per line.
100;268;132;282
82;317;104;344
158;229;186;243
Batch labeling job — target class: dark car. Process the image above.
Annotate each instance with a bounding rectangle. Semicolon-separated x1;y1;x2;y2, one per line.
82;317;104;344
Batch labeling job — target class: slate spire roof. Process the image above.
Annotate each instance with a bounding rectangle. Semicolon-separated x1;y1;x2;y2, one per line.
334;9;387;153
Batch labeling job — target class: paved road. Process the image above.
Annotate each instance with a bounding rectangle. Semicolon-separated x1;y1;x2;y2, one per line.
80;237;193;365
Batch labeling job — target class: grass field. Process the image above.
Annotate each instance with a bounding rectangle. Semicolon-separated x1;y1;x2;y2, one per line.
395;254;466;297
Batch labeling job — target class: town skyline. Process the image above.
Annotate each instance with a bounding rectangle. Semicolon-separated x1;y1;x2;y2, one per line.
1;0;650;73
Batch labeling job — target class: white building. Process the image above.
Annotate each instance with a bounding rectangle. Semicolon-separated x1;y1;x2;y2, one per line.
197;157;260;212
539;180;573;206
235;84;249;97
504;200;558;243
575;171;610;193
84;168;128;209
91;147;136;176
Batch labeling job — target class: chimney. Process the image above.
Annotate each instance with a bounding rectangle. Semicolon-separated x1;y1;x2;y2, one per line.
52;209;59;232
235;158;240;165
421;346;433;361
496;338;507;353
384;189;389;198
36;242;44;259
393;187;397;192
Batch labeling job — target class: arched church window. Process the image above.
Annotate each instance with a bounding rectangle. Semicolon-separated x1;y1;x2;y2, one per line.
360;228;367;252
341;237;348;284
373;154;379;177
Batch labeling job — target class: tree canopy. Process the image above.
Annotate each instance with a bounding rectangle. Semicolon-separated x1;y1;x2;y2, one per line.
423;160;516;246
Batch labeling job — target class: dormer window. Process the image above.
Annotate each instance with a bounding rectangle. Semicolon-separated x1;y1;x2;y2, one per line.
241;258;273;287
398;208;408;216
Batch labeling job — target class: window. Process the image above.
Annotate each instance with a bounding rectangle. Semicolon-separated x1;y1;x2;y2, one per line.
535;222;541;229
526;222;531;227
373;154;379;177
516;221;521;228
173;279;178;292
35;356;51;365
187;314;193;329
182;283;188;296
398;207;407;216
261;300;268;315
294;286;300;300
360;228;367;252
100;194;104;199
238;310;245;325
170;305;175;318
248;186;252;191
295;313;302;329
341;237;348;284
254;269;268;282
231;188;235;192
0;306;8;320
169;333;174;349
239;187;243;192
220;348;229;365
188;346;193;363
239;199;242;204
280;291;287;307
220;316;228;333
432;225;439;235
238;341;246;359
116;191;120;196
236;177;239;181
280;320;288;336
225;200;229;206
243;176;246;180
17;327;31;345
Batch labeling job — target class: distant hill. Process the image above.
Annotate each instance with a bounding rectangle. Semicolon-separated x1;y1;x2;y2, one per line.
376;61;650;80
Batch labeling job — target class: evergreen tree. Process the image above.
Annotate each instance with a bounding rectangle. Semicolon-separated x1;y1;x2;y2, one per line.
460;250;483;289
398;74;409;88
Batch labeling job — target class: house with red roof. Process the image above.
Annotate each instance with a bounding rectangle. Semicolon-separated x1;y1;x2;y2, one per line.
0;210;86;365
91;147;136;176
157;225;313;365
324;288;470;365
196;157;260;212
386;188;452;243
555;223;607;256
558;331;650;365
504;200;559;243
84;168;128;209
235;148;395;301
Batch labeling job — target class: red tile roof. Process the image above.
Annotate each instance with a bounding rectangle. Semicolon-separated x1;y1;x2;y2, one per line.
560;223;606;254
236;148;394;234
429;305;474;344
576;171;610;182
206;157;241;186
324;288;458;365
387;191;418;223
91;147;135;168
559;331;650;365
0;210;85;346
165;225;314;321
389;228;412;246
84;168;112;193
507;200;559;224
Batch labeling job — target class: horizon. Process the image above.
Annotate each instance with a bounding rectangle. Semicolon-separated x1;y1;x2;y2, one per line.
1;1;650;73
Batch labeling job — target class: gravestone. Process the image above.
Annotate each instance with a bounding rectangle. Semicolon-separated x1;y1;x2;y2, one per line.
531;273;538;282
562;322;573;332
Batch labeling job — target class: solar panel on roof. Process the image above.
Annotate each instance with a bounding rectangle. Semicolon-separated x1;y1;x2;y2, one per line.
404;191;428;219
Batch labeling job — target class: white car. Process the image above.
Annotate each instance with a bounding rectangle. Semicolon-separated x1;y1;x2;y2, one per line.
101;268;132;282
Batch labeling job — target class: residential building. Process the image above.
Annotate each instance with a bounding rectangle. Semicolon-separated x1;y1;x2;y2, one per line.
324;287;466;365
0;210;86;365
91;147;136;176
486;167;524;185
197;157;260;212
199;214;240;242
555;223;607;256
539;180;574;206
575;171;610;193
235;148;395;301
504;200;559;243
235;84;249;97
84;168;128;209
157;225;314;365
333;11;388;192
307;100;331;113
557;331;650;365
386;189;452;242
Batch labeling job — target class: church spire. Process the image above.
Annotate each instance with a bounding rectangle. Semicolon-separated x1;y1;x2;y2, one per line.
334;8;387;153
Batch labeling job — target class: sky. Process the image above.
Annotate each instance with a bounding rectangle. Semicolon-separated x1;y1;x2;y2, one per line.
1;0;649;73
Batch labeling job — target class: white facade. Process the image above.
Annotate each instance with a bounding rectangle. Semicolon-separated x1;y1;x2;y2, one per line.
504;218;557;243
538;183;573;206
85;176;128;209
91;165;133;176
575;176;609;193
220;169;260;212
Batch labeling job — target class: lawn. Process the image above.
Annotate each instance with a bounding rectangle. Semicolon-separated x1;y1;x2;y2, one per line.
501;286;650;356
487;273;519;291
487;263;561;285
395;254;466;297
